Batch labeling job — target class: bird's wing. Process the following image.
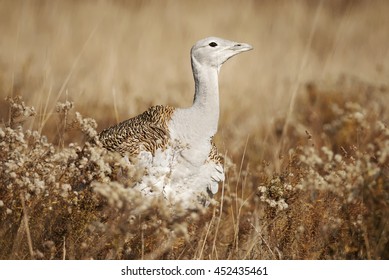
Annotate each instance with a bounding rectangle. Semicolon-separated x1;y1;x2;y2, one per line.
99;105;175;157
207;137;225;195
208;137;224;166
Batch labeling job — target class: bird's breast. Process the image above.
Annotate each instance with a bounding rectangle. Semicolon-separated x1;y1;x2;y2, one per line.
168;111;214;166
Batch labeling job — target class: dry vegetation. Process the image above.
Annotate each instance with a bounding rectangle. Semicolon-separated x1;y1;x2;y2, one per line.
0;0;388;260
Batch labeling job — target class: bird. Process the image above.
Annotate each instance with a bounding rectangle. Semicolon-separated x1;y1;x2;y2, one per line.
99;37;252;207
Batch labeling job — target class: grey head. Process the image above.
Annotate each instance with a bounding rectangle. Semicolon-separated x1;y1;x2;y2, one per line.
190;36;253;70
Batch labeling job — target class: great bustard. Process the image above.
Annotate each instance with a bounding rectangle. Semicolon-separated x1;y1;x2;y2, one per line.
99;37;252;207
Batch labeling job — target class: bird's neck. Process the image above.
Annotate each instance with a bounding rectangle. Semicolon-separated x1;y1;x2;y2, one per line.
191;58;220;136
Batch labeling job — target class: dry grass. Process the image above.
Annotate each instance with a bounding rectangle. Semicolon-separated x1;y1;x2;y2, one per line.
0;0;388;259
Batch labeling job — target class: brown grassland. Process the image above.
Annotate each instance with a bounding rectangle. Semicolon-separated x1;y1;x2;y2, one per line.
0;0;388;259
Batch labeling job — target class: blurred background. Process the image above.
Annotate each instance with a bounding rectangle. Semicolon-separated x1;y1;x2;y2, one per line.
1;0;389;260
0;0;388;158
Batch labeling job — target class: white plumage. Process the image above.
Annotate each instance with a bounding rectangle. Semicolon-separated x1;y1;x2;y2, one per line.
99;37;252;207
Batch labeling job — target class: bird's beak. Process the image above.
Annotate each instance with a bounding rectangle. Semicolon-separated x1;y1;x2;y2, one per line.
230;42;253;52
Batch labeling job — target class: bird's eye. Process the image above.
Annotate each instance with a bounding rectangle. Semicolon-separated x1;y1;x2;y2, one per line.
209;42;218;47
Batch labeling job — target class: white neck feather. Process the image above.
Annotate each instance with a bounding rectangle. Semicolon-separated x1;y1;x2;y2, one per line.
168;53;221;163
190;56;220;136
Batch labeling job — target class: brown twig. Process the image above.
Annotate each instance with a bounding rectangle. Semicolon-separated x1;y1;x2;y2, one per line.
20;193;34;259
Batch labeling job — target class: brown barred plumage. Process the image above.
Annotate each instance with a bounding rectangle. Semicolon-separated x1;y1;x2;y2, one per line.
209;137;223;165
99;105;175;157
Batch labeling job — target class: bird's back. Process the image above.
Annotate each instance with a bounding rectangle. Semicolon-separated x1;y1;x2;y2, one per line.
99;105;175;157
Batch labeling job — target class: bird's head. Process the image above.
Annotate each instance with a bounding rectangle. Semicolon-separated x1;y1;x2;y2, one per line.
191;37;253;70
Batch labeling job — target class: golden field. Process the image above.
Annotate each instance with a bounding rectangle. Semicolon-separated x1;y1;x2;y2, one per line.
0;0;388;259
